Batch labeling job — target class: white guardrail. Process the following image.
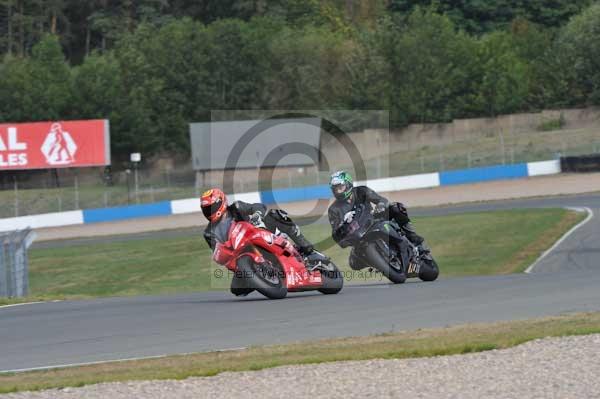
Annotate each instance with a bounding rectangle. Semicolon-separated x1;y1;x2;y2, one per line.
0;160;561;232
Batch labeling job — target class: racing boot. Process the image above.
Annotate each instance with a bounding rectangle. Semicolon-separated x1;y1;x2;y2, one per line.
289;227;332;271
401;222;432;259
295;234;315;258
264;209;316;258
401;222;424;245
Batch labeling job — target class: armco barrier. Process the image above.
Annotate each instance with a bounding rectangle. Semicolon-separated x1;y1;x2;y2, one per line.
560;154;600;173
82;201;172;224
527;160;561;177
0;159;562;232
260;185;331;205
172;192;261;214
0;211;83;232
359;173;440;193
439;163;529;186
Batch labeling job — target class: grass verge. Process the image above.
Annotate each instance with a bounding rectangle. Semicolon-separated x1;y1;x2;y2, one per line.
1;312;599;393
20;208;583;299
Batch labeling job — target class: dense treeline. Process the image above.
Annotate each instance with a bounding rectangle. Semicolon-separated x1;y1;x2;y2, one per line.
0;1;599;159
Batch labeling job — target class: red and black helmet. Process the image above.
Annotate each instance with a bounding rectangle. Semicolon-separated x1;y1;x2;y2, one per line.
200;188;228;222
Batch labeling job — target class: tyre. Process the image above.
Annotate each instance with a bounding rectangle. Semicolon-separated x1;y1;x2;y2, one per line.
365;242;406;284
419;258;439;282
230;275;255;297
318;262;344;295
237;256;288;299
230;286;254;296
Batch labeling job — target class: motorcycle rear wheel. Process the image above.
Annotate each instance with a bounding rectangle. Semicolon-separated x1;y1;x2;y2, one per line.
365;242;406;284
237;256;288;299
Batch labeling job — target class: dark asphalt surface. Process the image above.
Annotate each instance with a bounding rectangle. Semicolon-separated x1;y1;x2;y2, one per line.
2;193;600;372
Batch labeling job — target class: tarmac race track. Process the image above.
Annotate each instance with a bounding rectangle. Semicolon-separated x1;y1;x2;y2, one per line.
1;194;599;373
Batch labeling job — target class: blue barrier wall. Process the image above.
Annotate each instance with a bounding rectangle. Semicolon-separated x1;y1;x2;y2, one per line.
0;160;558;232
439;163;529;186
82;201;173;224
260;184;331;204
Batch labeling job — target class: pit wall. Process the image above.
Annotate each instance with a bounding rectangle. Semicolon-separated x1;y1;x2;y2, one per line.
0;160;561;232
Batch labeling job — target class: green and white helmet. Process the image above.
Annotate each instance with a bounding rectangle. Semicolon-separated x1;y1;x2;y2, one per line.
330;171;354;200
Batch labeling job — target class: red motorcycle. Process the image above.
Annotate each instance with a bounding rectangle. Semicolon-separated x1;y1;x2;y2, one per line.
213;219;344;299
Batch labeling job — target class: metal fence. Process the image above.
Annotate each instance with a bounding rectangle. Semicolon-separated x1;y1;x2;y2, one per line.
1;120;599;218
0;229;36;298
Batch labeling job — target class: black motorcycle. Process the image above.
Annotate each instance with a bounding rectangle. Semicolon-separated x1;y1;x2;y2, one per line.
336;203;439;284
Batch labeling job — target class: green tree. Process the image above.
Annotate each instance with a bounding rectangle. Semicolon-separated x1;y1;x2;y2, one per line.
112;18;218;155
345;26;391;111
70;52;121;119
389;0;592;34
472;31;529;116
0;55;32;122
509;18;561;109
27;34;72;120
267;25;351;109
384;8;479;125
556;3;600;104
0;35;71;123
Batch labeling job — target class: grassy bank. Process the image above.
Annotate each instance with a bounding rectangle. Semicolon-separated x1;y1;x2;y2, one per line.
16;208;582;300
1;312;599;393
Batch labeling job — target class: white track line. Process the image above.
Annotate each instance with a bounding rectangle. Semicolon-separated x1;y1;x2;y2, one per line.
525;207;594;274
0;301;45;309
0;347;249;374
0;300;62;310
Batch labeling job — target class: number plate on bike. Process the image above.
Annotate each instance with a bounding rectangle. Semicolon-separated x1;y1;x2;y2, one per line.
407;262;421;277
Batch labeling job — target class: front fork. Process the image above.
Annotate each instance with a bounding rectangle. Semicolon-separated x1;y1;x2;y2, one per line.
358;238;418;276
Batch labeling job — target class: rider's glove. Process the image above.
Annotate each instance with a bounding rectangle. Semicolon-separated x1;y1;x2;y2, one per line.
343;210;356;224
250;211;266;228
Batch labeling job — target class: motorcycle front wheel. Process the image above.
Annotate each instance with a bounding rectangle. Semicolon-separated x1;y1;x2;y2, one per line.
365;242;406;284
418;258;439;282
237;256;288;299
318;262;344;295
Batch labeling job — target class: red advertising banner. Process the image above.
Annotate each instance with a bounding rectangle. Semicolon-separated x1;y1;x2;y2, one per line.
0;119;110;170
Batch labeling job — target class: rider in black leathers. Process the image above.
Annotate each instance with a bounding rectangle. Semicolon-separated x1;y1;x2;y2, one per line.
201;188;315;256
327;171;430;255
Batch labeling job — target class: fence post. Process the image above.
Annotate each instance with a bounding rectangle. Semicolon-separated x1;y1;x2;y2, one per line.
74;173;80;209
13;177;19;217
0;236;7;297
499;130;506;165
134;164;140;204
0;229;36;298
165;168;171;188
8;233;17;297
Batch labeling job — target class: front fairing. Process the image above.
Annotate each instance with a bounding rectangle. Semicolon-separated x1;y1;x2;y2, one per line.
212;221;266;271
213;220;322;290
364;220;404;243
337;204;375;247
